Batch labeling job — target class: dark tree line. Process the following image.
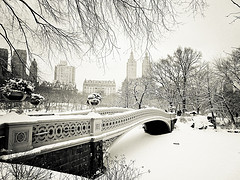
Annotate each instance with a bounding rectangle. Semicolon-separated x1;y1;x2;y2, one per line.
34;81;84;112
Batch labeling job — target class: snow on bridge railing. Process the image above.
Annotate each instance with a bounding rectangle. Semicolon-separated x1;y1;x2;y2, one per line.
0;108;174;155
101;108;173;133
27;107;132;117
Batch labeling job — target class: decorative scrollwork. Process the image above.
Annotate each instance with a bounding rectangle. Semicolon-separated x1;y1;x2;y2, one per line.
15;132;27;143
32;120;91;147
31;108;171;149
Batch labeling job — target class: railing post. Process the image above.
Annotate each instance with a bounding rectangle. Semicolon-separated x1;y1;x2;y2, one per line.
5;122;33;153
0;124;6;154
90;118;102;136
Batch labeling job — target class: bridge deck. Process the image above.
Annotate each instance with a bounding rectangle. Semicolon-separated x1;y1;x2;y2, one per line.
0;108;175;160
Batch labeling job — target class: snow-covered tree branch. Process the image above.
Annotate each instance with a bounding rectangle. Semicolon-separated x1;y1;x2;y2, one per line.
0;0;207;63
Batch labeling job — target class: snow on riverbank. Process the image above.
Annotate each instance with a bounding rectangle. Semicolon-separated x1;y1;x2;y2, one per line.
109;116;240;180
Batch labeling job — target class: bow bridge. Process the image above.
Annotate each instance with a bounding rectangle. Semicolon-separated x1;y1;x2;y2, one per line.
0;108;176;178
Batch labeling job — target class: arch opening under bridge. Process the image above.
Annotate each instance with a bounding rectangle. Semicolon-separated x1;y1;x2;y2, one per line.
143;120;171;135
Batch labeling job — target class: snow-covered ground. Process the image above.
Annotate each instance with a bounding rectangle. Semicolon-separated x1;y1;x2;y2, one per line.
1;114;240;180
109;115;240;180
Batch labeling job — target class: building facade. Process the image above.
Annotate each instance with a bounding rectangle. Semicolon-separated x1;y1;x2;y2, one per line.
54;61;75;85
11;49;27;79
83;80;116;96
142;53;151;77
126;52;137;80
29;59;38;83
0;48;8;80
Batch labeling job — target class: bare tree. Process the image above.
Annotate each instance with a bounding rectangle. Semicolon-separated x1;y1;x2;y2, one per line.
120;77;154;109
151;47;202;113
214;86;239;128
187;62;208;114
174;47;202;113
120;79;133;108
0;0;207;65
228;0;240;23
215;48;240;91
132;77;151;109
214;48;240;128
151;59;180;111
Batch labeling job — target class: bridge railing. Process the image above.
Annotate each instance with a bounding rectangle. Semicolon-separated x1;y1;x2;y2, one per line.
0;108;174;155
32;116;92;148
27;107;132;116
100;108;173;133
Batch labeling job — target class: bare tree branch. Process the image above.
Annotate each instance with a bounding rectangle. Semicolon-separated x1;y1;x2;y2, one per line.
231;0;240;8
0;0;207;67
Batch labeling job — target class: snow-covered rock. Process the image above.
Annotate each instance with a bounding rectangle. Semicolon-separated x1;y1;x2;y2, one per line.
193;115;213;129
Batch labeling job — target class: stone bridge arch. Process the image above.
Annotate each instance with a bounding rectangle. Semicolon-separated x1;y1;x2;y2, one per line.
0;108;176;178
101;114;174;152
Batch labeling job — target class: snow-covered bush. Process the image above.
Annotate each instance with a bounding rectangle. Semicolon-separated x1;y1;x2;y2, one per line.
0;162;51;180
0;78;34;95
103;154;150;179
178;116;193;123
193;115;213;129
30;93;45;105
0;154;149;180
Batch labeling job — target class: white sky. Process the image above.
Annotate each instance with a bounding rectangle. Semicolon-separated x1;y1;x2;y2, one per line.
71;0;240;91
1;1;240;92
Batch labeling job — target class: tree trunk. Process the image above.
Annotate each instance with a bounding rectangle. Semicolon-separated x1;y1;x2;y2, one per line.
182;76;187;114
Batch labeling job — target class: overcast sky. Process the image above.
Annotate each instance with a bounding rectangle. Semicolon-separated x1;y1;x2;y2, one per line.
66;0;240;91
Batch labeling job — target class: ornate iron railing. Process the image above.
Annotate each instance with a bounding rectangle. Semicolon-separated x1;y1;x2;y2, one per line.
0;108;173;154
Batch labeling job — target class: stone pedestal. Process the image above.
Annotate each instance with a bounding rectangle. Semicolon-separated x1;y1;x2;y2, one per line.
2;113;33;153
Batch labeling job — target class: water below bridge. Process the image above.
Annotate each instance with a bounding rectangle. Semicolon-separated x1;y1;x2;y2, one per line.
109;123;240;180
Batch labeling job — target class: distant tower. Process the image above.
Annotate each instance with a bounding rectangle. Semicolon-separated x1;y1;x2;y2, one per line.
11;49;27;79
29;59;38;83
126;51;137;80
142;52;151;77
54;61;75;84
0;48;8;80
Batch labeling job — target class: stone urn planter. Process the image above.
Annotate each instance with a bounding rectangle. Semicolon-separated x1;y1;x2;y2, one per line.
30;93;45;106
1;78;34;96
2;90;27;101
1;78;34;102
87;93;102;112
0;78;44;111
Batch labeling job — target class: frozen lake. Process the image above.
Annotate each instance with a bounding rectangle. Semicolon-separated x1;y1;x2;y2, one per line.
109;122;240;180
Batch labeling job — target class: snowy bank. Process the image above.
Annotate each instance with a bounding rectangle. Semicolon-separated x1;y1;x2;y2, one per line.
109;120;240;180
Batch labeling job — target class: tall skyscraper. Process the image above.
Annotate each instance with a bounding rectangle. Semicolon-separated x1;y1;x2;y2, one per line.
29;59;38;83
0;48;8;80
142;53;151;77
126;52;137;80
11;49;27;79
54;61;75;84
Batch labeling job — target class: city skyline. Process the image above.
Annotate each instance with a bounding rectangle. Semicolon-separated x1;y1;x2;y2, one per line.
59;0;240;91
0;1;239;92
0;48;38;84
